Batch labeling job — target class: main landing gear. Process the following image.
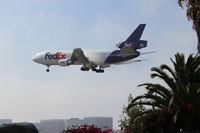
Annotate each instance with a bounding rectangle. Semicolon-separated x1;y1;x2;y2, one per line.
80;67;89;71
81;66;104;73
96;65;104;73
96;69;104;73
95;66;104;73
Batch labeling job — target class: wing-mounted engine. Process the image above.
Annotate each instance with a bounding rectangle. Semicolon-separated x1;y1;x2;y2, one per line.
58;59;73;66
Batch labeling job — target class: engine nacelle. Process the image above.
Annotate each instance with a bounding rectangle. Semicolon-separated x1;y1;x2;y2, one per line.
117;40;147;49
58;59;73;66
116;42;122;48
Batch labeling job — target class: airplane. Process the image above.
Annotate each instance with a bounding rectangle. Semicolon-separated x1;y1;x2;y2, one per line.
32;24;153;73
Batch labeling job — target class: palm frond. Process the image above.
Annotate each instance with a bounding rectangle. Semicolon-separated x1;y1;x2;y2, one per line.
139;83;171;100
151;67;177;92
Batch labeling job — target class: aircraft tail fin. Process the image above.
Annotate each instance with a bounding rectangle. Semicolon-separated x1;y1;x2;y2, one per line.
126;24;146;43
117;24;147;49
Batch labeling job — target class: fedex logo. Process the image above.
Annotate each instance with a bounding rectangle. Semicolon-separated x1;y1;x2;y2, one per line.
124;43;136;48
45;52;66;60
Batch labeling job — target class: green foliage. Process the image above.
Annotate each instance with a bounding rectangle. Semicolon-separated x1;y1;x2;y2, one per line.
123;53;200;132
119;94;145;133
178;0;200;52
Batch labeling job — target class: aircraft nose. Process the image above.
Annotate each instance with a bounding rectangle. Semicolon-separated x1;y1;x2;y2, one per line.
32;55;39;63
32;53;44;64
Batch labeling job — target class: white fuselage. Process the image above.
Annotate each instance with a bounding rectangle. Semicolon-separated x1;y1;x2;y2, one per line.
32;50;113;66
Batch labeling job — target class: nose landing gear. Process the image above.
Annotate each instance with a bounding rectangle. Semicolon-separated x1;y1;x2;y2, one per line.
46;65;50;72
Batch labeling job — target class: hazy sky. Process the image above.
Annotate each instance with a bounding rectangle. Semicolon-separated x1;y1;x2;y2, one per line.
0;0;197;129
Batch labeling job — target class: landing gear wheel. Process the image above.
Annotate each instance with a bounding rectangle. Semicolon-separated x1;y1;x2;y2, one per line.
92;68;97;71
96;70;100;73
81;67;89;71
96;69;104;73
100;69;104;73
46;65;50;72
95;66;104;73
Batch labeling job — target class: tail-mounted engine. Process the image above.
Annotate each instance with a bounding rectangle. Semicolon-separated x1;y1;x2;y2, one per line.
116;40;147;49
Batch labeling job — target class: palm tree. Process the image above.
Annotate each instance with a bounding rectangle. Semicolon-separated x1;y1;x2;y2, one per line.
128;53;200;132
178;0;200;53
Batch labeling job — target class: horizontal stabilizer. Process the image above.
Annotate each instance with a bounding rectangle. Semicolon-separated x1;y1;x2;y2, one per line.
140;51;157;55
115;59;146;65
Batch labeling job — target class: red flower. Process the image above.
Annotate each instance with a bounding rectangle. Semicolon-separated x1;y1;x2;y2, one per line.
63;125;112;133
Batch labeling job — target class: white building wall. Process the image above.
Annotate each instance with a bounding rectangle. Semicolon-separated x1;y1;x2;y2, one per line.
22;116;112;133
65;117;113;130
65;118;81;129
83;117;113;129
40;119;65;133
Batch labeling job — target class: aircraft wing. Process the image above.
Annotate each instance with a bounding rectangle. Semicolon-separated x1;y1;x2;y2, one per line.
71;48;89;64
71;48;97;68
